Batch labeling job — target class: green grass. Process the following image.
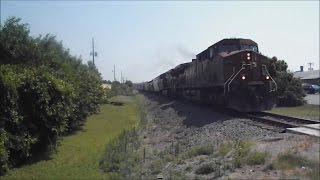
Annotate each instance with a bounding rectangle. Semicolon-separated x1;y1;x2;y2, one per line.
1;96;140;180
268;104;320;118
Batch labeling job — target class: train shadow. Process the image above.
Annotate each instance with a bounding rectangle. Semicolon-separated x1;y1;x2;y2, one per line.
142;92;233;128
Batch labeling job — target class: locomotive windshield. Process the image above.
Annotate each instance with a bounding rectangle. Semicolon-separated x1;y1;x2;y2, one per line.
219;45;238;52
241;45;258;52
218;44;258;53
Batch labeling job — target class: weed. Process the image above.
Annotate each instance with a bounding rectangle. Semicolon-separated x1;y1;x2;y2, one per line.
246;151;268;165
219;142;233;156
233;140;253;167
169;171;187;180
149;160;165;175
99;99;143;179
273;152;315;170
272;152;320;180
163;154;174;163
181;145;212;159
195;163;215;175
306;164;320;180
185;166;192;172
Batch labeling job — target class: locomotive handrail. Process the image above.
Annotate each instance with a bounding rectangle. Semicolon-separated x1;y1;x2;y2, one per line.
262;65;277;92
227;64;246;93
223;66;236;94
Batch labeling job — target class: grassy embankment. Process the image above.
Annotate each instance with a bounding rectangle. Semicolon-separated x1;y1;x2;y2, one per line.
269;104;319;119
1;96;140;180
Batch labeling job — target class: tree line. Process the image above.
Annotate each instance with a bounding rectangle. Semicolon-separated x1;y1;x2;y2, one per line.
0;17;105;174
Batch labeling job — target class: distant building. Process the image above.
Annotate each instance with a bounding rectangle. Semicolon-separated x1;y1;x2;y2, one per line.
101;83;112;89
293;67;320;85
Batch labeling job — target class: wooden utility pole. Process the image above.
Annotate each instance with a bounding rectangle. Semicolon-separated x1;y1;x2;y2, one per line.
113;64;116;81
90;38;97;65
121;71;123;83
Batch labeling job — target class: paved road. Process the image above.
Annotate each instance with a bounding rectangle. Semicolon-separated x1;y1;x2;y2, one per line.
305;94;320;105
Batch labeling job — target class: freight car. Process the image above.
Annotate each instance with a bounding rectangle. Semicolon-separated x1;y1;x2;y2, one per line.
138;38;277;112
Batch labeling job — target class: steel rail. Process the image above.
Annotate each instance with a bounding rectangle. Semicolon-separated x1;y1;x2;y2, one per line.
249;112;319;125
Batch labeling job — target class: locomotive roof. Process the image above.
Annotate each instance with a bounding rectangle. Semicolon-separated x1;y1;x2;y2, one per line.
197;38;258;56
211;38;258;47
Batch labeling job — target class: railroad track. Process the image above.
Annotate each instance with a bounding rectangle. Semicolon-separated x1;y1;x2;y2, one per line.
246;112;320;136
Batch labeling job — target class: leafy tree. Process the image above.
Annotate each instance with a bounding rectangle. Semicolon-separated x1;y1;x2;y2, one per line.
268;57;306;106
0;17;105;174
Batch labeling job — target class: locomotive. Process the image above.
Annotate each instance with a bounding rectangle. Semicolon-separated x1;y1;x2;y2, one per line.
137;38;277;112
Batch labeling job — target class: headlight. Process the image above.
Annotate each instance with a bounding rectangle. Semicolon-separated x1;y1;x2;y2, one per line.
247;57;251;60
266;76;270;80
241;75;246;80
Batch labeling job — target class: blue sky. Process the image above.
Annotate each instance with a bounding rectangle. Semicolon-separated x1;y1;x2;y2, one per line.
1;1;319;82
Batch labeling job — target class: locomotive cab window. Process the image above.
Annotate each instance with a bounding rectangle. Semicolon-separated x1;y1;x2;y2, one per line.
218;45;238;53
241;45;258;52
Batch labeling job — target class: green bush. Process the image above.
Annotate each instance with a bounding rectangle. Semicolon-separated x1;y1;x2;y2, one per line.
234;140;253;167
268;57;306;106
246;151;268;165
182;145;212;159
0;17;104;174
0;66;72;169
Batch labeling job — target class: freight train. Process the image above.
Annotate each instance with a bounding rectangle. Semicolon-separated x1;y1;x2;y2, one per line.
136;38;277;112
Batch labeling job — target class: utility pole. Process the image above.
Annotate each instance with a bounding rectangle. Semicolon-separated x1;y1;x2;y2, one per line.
307;62;314;71
90;38;97;65
113;64;116;81
121;71;123;83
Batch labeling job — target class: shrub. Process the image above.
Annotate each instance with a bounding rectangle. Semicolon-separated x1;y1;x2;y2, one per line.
268;57;306;106
195;163;214;175
273;153;313;170
182;145;212;159
272;152;319;180
0;17;104;174
0;66;72;168
219;143;233;156
246;151;268;165
234;140;253;167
